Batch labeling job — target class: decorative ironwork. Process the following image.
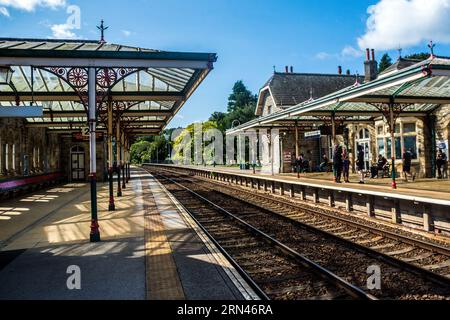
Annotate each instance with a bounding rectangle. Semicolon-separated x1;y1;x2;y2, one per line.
369;102;413;130
67;68;89;88
313;115;348;126
96;68;117;88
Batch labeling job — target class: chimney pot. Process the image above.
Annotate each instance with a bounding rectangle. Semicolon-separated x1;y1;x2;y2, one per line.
285;66;289;73
366;48;370;61
346;69;351;75
338;66;342;75
290;66;293;73
371;49;375;61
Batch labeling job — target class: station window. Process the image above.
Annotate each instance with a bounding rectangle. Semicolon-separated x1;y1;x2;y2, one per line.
12;144;15;171
377;138;385;157
5;144;8;171
377;126;383;135
404;136;418;158
403;123;416;133
386;137;402;159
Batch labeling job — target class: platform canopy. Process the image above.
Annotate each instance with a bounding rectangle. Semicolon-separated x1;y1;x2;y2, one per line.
227;56;450;134
0;38;217;136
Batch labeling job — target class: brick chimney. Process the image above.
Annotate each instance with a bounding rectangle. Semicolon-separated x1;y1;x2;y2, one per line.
338;66;342;75
364;48;378;82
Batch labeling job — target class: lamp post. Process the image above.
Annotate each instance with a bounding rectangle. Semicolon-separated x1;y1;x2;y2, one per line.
0;66;13;85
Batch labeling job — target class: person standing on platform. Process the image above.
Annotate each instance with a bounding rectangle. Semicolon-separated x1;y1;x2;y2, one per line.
402;148;415;182
436;149;448;179
333;145;343;183
356;145;365;184
342;148;350;183
319;154;330;172
294;155;303;175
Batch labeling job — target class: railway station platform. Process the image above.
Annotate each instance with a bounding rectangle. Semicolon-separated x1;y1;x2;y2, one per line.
0;167;256;300
146;164;450;236
177;165;450;201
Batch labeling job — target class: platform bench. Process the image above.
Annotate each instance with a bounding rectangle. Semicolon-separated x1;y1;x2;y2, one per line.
0;173;66;200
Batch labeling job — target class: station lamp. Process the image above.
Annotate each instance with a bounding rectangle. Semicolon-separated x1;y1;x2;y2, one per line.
0;66;14;85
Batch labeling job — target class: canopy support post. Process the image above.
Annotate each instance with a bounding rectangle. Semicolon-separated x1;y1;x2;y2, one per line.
122;131;126;189
389;103;397;189
88;67;100;242
116;117;122;197
295;121;299;159
107;100;115;211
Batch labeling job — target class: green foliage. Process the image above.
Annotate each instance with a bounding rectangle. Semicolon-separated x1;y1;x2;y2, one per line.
378;53;392;73
171;121;219;164
404;52;430;61
131;80;258;164
130;133;170;164
210;80;257;132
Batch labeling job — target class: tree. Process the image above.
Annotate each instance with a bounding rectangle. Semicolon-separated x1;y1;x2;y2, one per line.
227;81;257;113
210;80;257;132
378;53;392;73
404;52;430;61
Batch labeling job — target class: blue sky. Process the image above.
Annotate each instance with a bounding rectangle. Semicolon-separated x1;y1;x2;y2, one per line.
1;0;449;128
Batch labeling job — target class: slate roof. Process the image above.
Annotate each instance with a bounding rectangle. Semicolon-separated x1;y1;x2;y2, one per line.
263;72;364;107
378;57;423;77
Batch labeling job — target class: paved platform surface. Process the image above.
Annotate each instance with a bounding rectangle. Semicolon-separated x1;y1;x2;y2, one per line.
0;167;254;300
174;165;450;201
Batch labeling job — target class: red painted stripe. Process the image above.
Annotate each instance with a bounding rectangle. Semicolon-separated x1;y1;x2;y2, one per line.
0;173;64;190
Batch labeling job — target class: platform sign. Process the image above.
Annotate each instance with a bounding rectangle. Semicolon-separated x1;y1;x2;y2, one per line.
0;106;43;117
437;140;449;158
81;126;90;137
72;132;104;143
305;130;321;140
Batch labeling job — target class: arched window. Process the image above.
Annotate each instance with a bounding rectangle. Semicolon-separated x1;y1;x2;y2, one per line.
71;145;85;153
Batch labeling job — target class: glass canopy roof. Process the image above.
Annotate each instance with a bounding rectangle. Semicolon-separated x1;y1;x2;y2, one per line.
228;56;450;134
0;38;217;136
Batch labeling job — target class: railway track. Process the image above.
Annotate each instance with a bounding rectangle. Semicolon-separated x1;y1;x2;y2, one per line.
155;173;374;300
146;167;450;300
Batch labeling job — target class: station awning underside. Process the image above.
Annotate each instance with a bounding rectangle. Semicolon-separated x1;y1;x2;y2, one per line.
227;56;450;134
0;38;217;136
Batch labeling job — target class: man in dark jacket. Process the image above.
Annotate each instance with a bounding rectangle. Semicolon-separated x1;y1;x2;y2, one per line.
333;145;343;183
356;145;365;184
402;148;415;182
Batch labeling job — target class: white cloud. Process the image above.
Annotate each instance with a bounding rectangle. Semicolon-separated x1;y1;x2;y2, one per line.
122;30;132;37
0;0;65;11
341;45;363;58
0;6;9;16
315;46;363;61
315;52;335;60
50;23;78;39
358;0;450;50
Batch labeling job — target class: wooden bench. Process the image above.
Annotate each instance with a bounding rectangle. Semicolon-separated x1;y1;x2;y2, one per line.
0;173;66;200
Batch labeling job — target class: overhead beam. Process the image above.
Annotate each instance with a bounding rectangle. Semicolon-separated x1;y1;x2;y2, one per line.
350;95;450;104
0;91;185;102
41;110;172;118
0;56;211;69
26;121;166;128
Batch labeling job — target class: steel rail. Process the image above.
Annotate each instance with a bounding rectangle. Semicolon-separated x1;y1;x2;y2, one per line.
164;169;450;287
155;172;377;300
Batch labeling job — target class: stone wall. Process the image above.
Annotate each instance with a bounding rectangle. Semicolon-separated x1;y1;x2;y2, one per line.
0;118;107;182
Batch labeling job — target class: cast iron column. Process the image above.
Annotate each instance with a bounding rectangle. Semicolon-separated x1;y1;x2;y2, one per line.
389;104;397;189
88;67;100;242
122;132;126;189
107;101;115;211
116;118;122;197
